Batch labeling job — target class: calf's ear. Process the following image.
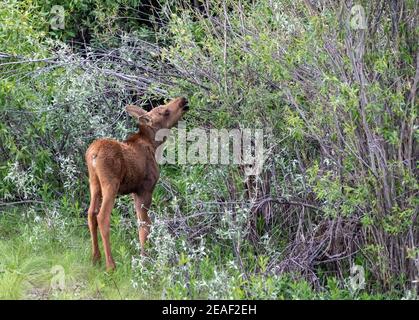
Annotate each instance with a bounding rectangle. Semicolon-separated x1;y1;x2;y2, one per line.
126;105;147;118
138;114;152;126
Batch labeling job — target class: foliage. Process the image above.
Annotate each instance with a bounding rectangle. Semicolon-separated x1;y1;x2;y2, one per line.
0;0;417;299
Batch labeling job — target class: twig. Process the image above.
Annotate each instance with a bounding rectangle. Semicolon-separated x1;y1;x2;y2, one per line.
0;200;44;207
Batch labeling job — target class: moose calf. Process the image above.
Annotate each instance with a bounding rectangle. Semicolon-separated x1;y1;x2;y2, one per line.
85;97;188;271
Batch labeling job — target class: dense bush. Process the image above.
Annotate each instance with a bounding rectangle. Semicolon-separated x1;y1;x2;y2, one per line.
0;0;417;298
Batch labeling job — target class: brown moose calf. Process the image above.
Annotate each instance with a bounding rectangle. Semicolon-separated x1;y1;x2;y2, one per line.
85;97;188;271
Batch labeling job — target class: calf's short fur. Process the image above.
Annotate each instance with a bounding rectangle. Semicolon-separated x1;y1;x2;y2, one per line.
85;97;188;271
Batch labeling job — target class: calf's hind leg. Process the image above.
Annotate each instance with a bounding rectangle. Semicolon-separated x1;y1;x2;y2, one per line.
97;181;119;271
87;173;102;265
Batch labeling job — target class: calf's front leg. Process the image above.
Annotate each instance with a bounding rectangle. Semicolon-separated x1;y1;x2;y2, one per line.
133;192;152;256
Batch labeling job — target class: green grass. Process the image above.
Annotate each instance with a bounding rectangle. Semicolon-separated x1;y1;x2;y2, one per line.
0;211;150;299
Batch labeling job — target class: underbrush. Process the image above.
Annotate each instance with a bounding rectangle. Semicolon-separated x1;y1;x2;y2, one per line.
0;205;409;300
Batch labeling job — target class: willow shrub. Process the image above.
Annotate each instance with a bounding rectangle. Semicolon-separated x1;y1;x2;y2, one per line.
153;0;418;289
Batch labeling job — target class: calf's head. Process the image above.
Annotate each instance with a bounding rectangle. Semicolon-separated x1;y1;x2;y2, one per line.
126;97;188;131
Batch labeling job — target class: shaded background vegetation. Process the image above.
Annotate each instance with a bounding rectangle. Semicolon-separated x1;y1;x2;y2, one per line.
0;0;418;299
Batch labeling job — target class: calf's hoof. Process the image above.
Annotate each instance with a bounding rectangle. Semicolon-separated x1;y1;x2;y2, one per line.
105;261;116;272
92;253;101;265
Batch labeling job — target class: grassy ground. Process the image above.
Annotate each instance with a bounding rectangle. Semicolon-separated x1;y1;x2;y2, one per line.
0;210;149;299
0;207;409;300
